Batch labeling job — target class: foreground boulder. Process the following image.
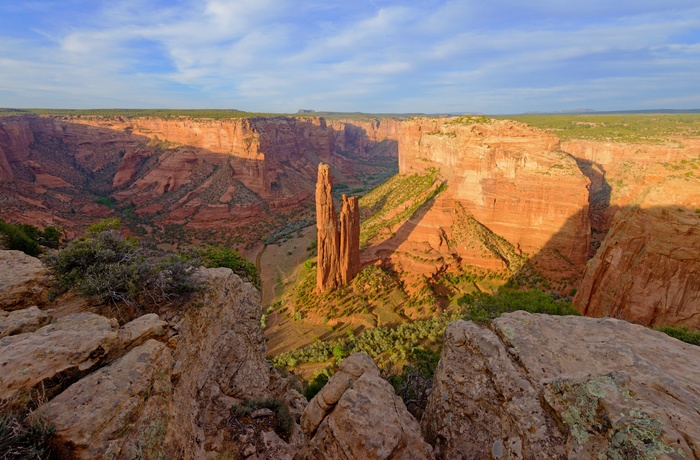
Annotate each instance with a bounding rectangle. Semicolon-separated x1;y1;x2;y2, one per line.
422;311;700;459
0;250;51;310
298;353;434;460
31;267;279;459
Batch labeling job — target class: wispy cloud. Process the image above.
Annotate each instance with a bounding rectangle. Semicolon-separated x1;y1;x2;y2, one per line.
0;0;698;112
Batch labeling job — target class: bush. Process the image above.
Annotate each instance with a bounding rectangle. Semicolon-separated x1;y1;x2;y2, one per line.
655;325;700;346
0;220;42;256
43;219;201;309
199;245;260;290
459;288;580;322
304;371;331;400
385;347;440;420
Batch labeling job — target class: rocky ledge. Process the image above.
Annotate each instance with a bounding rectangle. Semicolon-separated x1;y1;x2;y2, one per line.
423;311;700;459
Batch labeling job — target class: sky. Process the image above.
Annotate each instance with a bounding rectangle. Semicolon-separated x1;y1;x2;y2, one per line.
0;0;699;114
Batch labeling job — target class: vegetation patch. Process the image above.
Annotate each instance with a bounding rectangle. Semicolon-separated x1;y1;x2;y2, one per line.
43;218;202;312
0;402;54;460
459;288;580;322
505;113;700;143
654;324;700;346
0;220;62;256
359;169;443;249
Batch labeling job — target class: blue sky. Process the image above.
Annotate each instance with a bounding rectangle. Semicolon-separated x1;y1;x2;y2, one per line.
1;0;699;113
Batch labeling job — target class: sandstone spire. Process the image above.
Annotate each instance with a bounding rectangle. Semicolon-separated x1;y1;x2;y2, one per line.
339;194;360;285
316;164;340;292
316;164;361;292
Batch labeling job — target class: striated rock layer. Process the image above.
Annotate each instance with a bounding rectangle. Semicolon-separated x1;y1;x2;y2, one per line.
398;118;590;267
422;311;700;459
0;115;398;243
315;164;361;292
574;179;700;327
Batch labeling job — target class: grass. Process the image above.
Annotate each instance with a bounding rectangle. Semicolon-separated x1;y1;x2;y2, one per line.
359;168;443;248
459;288;580;322
654;325;700;346
503;113;700;143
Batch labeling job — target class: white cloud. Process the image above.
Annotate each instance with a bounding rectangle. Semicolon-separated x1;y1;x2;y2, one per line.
0;0;699;112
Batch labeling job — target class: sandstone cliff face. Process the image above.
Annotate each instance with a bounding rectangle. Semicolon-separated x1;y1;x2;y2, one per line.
422;311;700;459
316;164;361;292
398;118;590;267
574;179;700;327
0;115;397;245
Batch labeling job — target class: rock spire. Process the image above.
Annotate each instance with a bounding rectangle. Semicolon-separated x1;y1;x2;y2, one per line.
316;164;361;292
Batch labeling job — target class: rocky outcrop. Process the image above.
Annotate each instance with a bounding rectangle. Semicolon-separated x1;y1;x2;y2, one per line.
0;311;166;401
574;179;700;327
0;305;51;338
339;194;360;285
22;267;281;459
43;339;174;459
299;353;433;459
422;311;700;459
0;250;51;310
316;164;361;292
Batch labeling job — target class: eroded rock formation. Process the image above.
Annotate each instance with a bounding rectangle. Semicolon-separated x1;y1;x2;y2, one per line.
316;164;361;292
0;115;398;245
574;179;700;327
339;194;360;285
299;353;434;459
316;164;340;292
422;311;700;459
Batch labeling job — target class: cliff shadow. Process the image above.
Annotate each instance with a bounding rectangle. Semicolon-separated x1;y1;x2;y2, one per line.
507;202;700;328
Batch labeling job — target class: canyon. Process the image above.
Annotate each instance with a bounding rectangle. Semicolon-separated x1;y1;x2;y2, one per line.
1;113;699;331
0;115;399;246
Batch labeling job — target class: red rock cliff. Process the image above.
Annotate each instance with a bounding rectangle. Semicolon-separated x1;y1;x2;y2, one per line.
396;117;591;268
574;179;700;327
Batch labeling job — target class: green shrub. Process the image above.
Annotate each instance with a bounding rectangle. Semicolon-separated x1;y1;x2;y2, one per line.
199;245;260;290
43;219;201;308
654;325;700;346
304;371;331;400
385;347;440;420
460;288;580;322
0;220;41;256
